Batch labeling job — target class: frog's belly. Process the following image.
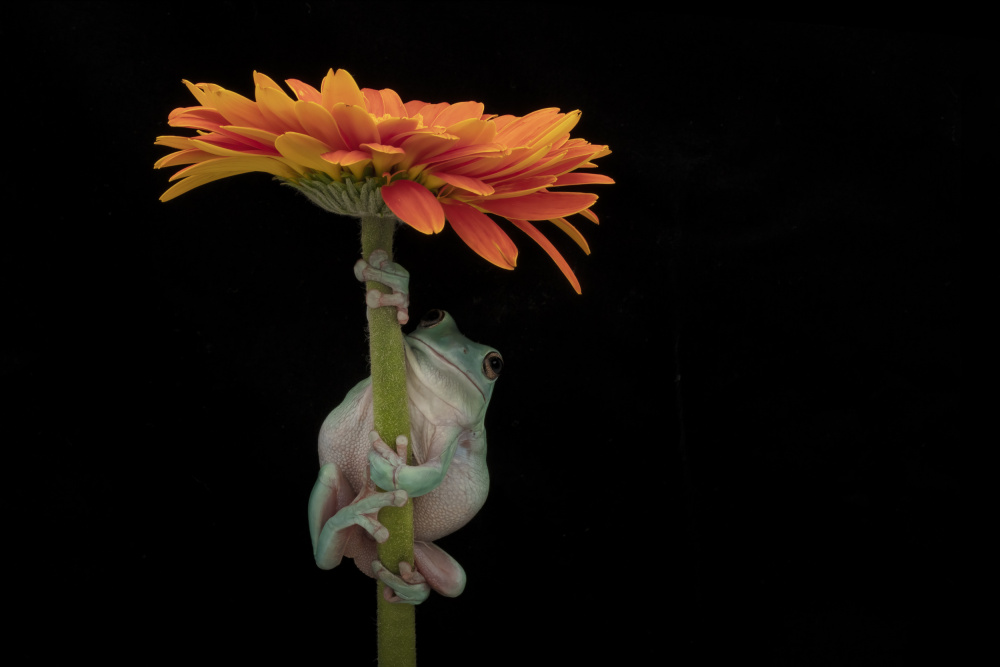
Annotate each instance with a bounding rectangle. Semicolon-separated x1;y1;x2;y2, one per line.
412;458;489;542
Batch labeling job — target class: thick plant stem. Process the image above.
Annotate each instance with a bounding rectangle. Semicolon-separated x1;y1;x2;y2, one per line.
360;215;417;667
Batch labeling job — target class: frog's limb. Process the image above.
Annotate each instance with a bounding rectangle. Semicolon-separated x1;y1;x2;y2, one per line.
413;540;467;597
372;560;430;605
368;431;451;497
308;463;408;570
354;249;410;324
370;541;466;603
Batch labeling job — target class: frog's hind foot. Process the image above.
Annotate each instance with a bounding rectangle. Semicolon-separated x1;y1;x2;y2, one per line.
354;249;410;324
372;560;430;605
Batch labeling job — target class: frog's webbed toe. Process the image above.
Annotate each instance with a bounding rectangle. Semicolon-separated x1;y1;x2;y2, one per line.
354;249;410;324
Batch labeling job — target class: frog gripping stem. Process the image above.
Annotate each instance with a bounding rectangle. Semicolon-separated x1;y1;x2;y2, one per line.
355;249;410;325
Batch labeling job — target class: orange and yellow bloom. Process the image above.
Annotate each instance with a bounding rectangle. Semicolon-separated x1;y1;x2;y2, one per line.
155;69;611;292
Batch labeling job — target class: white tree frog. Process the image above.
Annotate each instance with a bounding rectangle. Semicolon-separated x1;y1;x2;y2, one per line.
307;251;502;604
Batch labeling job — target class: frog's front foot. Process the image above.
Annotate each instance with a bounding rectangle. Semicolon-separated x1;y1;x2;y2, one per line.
310;466;409;570
367;431;445;497
373;560;430;605
354;249;410;324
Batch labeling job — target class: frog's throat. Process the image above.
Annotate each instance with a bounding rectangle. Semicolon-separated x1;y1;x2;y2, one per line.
406;335;486;403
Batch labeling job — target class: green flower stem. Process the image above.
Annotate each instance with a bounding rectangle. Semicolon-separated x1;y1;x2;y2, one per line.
360;215;417;667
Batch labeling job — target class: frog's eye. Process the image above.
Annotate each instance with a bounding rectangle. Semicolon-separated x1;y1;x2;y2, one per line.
483;351;503;380
419;309;446;328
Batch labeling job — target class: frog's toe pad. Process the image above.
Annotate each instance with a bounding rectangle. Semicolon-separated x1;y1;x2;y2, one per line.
365;289;409;324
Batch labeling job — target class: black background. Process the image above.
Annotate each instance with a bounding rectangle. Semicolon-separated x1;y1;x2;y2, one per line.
6;4;963;664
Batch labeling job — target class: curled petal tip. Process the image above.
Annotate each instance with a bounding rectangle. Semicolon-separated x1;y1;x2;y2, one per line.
382;179;445;234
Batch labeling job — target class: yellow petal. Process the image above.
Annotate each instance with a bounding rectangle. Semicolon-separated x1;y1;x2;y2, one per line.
190;138;271;158
548;217;591;254
361;143;406;176
159;157;298;201
155;135;197;150
579;207;599;225
160;171;238;202
274;132;340;177
181;80;212;108
154;148;215;169
256;84;305;134
321;69;365;110
169;156;299;181
252;71;283;91
202;84;268;129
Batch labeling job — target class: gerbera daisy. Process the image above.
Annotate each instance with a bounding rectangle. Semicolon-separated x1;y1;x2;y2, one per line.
155;69;612;292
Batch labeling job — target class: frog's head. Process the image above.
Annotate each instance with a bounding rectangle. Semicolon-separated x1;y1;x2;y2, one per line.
404;309;502;423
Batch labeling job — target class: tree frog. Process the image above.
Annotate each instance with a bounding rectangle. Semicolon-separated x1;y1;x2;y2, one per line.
307;250;502;604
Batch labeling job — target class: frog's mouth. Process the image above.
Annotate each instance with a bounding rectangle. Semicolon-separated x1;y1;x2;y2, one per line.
407;334;485;402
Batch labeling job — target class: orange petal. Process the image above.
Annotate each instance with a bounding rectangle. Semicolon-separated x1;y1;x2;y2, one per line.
527;110;582;149
495;108;561;147
478;191;598;220
435;101;486;127
362;88;407;118
331;102;380;149
441;200;518;269
362;88;385;116
398;132;459;170
551;173;615;186
293;101;347;151
486;175;557;199
507;219;581;294
381;179;444;234
375;116;422;143
221;125;281;150
378;88;408;118
430;172;494;196
202;84;269;129
285;78;322;103
322;149;371;166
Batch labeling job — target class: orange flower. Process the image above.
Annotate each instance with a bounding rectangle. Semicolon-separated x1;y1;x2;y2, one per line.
155;69;612;292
